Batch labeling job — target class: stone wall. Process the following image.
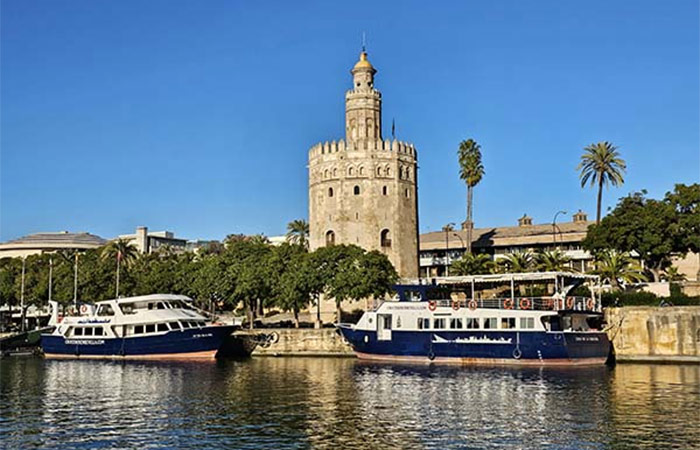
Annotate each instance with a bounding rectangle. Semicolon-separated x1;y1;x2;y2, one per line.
251;328;355;357
605;307;700;363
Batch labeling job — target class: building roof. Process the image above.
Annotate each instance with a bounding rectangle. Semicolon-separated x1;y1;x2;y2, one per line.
420;220;592;251
0;231;107;251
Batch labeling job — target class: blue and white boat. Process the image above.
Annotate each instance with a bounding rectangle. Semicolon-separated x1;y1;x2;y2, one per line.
337;272;611;366
41;294;237;360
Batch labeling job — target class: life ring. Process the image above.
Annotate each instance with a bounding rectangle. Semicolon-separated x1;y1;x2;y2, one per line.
468;299;478;310
512;348;522;359
268;331;280;344
519;298;532;310
428;300;437;311
503;299;514;310
451;300;460;311
544;298;554;309
57;315;64;323
79;304;88;315
566;297;575;309
586;299;595;310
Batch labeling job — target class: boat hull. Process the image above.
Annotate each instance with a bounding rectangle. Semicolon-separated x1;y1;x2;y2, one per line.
41;325;236;360
338;327;610;367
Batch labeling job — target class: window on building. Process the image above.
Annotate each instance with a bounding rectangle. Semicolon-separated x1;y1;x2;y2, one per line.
405;189;410;198
465;318;480;329
348;167;354;176
328;187;334;197
382;186;387;195
433;318;446;329
483;318;498;329
380;229;391;248
325;230;335;247
354;186;360;195
501;318;516;329
449;318;463;329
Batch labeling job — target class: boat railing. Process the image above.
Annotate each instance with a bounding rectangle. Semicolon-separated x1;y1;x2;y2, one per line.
372;296;600;312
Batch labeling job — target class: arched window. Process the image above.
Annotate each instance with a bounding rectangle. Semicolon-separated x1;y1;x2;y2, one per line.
359;166;365;176
328;187;334;197
385;166;391;176
382;186;387;196
348;166;354;176
399;167;404;180
324;169;329;179
354;185;360;195
332;168;337;178
325;230;335;247
377;166;382;176
380;229;391;248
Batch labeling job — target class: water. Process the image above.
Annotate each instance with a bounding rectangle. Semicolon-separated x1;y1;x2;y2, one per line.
1;358;699;449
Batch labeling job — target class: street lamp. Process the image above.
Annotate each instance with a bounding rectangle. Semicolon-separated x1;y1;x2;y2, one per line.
443;223;456;276
552;211;567;246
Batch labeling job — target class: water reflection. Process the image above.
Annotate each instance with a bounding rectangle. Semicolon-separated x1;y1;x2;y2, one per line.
1;358;699;449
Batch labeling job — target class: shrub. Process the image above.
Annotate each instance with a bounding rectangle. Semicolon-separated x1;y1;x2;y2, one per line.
601;291;700;307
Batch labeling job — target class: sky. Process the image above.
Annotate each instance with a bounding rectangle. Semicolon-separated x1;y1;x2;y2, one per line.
1;0;698;242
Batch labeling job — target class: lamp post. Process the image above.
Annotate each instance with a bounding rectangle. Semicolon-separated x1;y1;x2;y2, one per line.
443;223;456;276
452;232;466;259
552;211;567;246
20;257;26;332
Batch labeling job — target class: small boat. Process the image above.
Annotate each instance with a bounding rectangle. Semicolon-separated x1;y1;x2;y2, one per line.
41;294;237;360
337;272;611;366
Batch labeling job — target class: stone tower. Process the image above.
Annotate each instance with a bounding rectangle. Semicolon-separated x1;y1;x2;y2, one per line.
308;50;419;278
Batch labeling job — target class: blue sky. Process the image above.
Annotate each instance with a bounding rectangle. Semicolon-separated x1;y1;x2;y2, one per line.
1;0;698;242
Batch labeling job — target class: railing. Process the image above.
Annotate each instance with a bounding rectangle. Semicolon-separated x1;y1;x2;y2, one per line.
370;296;600;313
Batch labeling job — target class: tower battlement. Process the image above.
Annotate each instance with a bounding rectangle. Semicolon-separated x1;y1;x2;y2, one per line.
307;49;419;278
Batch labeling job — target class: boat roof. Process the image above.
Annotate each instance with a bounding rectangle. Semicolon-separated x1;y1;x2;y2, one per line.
402;271;599;285
96;294;193;305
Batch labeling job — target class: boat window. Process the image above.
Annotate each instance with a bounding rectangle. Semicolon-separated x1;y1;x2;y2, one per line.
157;302;166;310
74;327;83;336
520;317;535;329
97;305;115;316
501;318;516;329
198;321;207;327
483;318;498;329
449;318;463;329
120;303;136;315
181;321;191;329
541;316;562;332
145;324;156;333
134;325;144;334
94;327;104;336
168;322;181;330
157;323;169;332
561;316;573;331
465;318;480;329
417;318;430;329
84;327;94;336
148;303;155;310
433;318;446;329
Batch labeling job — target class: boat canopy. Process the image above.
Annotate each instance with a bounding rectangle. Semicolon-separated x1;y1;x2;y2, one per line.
402;272;599;285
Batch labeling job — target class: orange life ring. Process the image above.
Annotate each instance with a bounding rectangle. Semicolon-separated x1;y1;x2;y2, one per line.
519;298;532;310
586;299;595;310
468;299;478;310
544;298;554;309
451;300;460;311
503;299;514;310
566;297;575;309
79;304;88;315
428;300;437;311
57;316;64;323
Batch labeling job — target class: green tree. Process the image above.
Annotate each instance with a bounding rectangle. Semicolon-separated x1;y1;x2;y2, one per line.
101;239;139;298
286;219;310;249
270;244;312;328
583;191;678;281
497;252;534;273
666;183;700;255
576;141;626;224
457;139;484;254
535;249;573;272
450;253;494;275
593;250;646;290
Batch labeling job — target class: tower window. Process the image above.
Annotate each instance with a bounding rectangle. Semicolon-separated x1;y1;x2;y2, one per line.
380;229;392;248
354;186;360;195
405;189;410;198
348;167;354;176
382;186;387;195
325;230;335;247
377;167;382;176
328;187;334;197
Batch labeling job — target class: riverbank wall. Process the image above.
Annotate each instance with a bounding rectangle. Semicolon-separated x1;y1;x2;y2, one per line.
605;307;700;363
251;328;354;357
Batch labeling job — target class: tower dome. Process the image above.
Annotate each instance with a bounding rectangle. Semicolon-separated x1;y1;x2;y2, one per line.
352;51;376;73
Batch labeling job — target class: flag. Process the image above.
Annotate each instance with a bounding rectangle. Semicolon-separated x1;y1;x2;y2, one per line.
391;119;395;139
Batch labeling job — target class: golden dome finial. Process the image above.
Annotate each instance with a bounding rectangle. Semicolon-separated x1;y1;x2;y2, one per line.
352;50;375;73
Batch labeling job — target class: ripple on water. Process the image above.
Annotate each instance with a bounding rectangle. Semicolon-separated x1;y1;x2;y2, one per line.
1;358;700;449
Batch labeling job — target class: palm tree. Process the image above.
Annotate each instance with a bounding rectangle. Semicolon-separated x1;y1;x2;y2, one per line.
102;239;138;298
577;141;626;224
535;249;573;272
663;266;687;282
286;219;310;249
594;250;646;290
451;253;495;275
458;139;485;254
498;252;534;273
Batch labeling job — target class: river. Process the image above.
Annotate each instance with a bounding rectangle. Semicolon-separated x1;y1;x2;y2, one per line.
1;357;699;449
